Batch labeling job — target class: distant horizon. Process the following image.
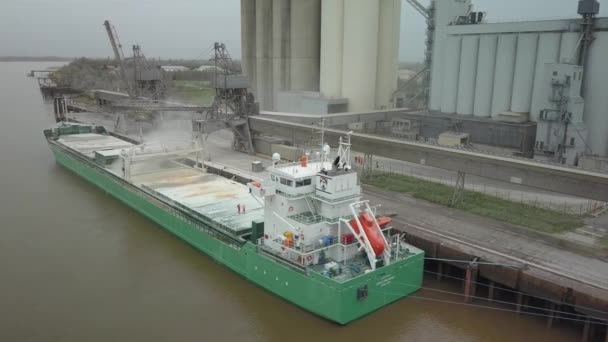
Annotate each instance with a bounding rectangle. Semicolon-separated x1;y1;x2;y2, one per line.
0;56;74;61
0;55;426;65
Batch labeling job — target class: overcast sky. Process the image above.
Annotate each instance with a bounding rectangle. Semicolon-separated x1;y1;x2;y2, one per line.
2;0;607;62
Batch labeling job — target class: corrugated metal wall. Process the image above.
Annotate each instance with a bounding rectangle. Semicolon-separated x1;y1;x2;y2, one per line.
428;0;473;112
491;34;517;117
473;35;497;117
510;33;538;114
433;31;584;119
431;26;608;157
529;33;561;122
456;36;479;115
584;32;608;157
440;36;462;114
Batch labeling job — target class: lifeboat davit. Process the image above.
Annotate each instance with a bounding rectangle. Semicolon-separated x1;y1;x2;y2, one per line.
349;213;390;256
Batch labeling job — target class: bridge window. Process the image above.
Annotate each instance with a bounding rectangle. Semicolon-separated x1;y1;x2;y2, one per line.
280;178;293;187
296;178;312;187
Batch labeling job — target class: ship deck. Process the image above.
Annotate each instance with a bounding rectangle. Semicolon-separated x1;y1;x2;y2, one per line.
56;133;264;237
57;133;135;158
133;168;263;235
313;242;423;281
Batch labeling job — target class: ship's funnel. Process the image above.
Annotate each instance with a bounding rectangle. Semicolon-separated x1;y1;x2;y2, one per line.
300;155;308;168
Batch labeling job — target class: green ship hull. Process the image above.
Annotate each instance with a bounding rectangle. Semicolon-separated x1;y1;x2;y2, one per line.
47;137;424;324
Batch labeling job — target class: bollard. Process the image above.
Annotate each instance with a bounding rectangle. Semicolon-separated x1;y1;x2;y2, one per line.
516;293;524;314
463;261;478;303
582;318;591;342
488;281;495;302
547;302;556;328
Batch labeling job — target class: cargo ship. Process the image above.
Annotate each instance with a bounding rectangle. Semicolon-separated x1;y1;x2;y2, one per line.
44;123;424;324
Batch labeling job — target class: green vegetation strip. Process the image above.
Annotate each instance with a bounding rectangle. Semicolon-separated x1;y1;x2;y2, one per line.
167;80;215;106
361;172;583;234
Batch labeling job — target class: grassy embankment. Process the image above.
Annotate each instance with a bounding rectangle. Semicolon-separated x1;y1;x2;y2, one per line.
167;80;215;106
361;172;584;234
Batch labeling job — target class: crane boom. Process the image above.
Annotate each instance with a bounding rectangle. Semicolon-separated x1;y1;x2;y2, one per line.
103;20;133;97
404;0;434;107
405;0;430;20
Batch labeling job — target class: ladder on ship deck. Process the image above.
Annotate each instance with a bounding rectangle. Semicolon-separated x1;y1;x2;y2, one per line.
304;195;320;219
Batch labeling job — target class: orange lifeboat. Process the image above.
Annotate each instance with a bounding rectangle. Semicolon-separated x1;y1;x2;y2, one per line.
376;216;392;228
349;212;386;256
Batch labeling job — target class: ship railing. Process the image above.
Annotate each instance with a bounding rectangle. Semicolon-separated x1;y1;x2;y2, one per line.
389;233;414;260
139;184;246;248
288;211;354;226
263;236;359;268
259;247;308;274
263;216;399;270
379;227;412;261
262;234;410;283
288;211;325;224
312;193;361;205
275;190;307;199
325;214;355;224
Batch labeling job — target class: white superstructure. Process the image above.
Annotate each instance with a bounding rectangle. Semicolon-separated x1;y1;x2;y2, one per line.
247;135;400;274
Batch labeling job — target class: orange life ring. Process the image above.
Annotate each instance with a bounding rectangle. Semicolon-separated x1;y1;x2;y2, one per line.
288;206;294;212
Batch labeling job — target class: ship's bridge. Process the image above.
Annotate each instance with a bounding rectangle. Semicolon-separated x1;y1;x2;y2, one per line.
269;160;333;197
314;168;361;202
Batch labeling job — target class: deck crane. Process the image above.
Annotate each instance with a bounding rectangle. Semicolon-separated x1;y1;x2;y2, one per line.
130;44;165;99
103;20;164;100
192;42;256;155
103;20;134;97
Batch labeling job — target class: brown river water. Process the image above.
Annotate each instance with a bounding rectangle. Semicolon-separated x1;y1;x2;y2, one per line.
0;62;580;342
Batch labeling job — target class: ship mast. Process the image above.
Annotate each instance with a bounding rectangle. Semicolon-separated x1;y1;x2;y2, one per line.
336;132;353;170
